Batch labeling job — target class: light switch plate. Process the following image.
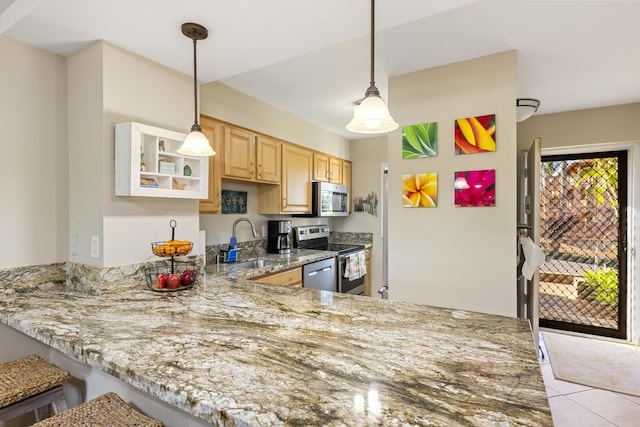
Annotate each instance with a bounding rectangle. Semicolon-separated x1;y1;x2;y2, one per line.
91;235;99;258
71;235;78;256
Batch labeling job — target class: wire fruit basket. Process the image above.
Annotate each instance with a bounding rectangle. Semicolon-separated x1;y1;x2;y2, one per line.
151;240;193;256
146;220;197;292
145;262;198;292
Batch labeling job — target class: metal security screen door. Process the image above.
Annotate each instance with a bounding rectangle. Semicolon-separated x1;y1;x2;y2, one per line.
539;150;628;339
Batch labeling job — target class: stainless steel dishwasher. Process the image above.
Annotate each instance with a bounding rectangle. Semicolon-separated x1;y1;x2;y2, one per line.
302;257;336;292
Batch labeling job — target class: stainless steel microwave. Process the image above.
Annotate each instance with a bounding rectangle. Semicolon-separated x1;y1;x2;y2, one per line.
295;181;349;217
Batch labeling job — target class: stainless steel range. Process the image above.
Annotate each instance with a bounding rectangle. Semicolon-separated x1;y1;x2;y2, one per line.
294;225;366;295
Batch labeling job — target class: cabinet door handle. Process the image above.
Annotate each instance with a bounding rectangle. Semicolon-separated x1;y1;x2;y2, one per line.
216;193;221;207
250;162;254;175
283;197;287;208
258;164;263;177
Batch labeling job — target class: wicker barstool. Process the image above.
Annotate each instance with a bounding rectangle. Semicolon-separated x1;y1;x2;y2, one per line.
32;392;163;426
0;354;71;422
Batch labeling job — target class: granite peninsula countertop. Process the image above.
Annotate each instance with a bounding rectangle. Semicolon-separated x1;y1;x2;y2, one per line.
0;259;552;426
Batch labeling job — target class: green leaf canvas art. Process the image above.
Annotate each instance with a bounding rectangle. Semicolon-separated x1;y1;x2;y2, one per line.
402;122;437;159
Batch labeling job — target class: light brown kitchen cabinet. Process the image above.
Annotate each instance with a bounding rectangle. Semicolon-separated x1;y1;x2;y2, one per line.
250;267;302;287
329;157;342;184
342;159;352;212
256;135;281;183
281;143;313;213
313;152;330;181
199;115;222;213
364;248;371;296
222;126;280;183
223;126;255;180
313;152;342;183
259;142;312;214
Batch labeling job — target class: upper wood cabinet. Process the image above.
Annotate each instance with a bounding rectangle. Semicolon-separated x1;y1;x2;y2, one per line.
197;116;352;216
256;135;281;183
313;152;342;184
199;115;222;214
342;159;352;212
222;126;280;184
259;142;312;214
281;143;313;213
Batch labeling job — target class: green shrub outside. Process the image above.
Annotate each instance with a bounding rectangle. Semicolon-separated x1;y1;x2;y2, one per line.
583;267;618;307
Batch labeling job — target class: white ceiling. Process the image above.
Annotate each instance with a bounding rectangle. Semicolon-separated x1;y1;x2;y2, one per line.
3;0;639;139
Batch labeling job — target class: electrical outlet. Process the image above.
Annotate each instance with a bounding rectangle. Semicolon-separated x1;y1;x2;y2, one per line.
91;235;100;258
71;235;78;256
261;225;267;238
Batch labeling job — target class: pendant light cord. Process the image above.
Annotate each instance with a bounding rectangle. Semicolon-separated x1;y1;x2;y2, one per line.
370;0;375;87
192;37;200;130
364;0;380;97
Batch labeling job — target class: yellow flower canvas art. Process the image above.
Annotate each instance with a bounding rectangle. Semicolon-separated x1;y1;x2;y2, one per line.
402;173;437;208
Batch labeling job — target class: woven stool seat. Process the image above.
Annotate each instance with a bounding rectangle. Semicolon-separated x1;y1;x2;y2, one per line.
32;392;164;426
0;354;71;422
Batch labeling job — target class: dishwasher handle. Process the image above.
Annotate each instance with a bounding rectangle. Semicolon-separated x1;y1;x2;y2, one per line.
308;266;332;276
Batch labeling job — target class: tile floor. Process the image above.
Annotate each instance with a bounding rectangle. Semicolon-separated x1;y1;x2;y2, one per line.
539;332;640;426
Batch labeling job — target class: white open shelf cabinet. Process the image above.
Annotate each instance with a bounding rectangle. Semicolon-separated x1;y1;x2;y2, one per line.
115;122;208;199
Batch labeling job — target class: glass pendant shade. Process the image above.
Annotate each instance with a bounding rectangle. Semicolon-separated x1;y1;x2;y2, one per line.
178;125;215;156
346;94;399;134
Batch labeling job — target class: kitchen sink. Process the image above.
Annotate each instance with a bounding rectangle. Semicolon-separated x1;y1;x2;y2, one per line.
232;259;279;269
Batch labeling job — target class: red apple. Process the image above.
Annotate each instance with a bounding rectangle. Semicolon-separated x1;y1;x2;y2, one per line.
181;269;196;286
168;274;181;289
156;274;167;289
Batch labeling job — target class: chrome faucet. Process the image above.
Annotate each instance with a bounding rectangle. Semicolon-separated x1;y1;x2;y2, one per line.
232;217;259;241
225;218;259;260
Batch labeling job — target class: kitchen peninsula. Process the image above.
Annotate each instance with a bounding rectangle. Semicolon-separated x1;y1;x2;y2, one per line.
0;259;552;426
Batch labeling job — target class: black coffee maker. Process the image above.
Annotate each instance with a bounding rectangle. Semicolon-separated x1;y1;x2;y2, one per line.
267;220;292;254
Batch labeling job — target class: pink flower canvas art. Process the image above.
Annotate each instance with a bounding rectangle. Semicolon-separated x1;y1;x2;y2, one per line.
454;169;495;207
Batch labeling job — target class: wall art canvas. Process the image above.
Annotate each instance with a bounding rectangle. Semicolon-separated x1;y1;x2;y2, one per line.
402;122;437;159
454;169;496;207
454;114;496;155
402;173;437;208
221;190;247;214
353;191;379;217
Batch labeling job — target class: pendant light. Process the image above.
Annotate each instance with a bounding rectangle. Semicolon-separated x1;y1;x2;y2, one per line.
177;23;215;156
346;0;399;135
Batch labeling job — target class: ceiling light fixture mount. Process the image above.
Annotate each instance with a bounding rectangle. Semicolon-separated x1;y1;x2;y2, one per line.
516;98;541;122
346;0;399;135
177;22;215;156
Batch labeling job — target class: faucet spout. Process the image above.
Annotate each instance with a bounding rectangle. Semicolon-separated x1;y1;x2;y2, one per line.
232;217;259;240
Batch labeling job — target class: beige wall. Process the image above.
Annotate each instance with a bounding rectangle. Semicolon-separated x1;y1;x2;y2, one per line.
386;51;518;317
67;41;203;267
336;136;388;293
0;36;68;268
200;82;350;159
517;103;640;151
66;42;104;265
